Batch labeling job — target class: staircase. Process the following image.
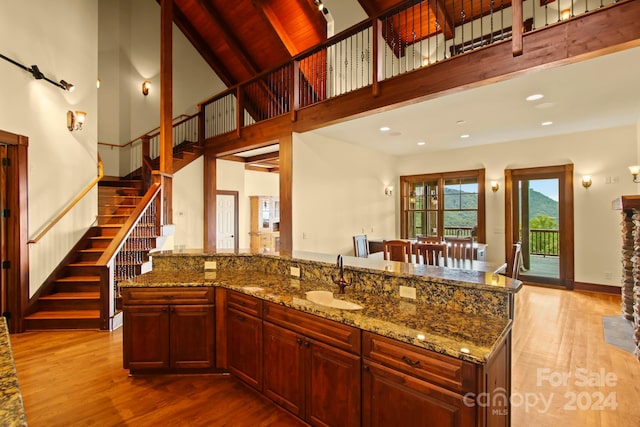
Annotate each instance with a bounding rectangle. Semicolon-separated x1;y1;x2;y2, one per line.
23;178;151;330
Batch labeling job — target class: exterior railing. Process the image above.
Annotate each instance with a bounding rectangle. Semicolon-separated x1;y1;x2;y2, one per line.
199;0;620;140
529;228;559;256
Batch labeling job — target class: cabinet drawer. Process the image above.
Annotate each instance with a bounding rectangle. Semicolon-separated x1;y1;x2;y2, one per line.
362;332;476;393
227;290;262;317
122;287;215;305
263;302;361;354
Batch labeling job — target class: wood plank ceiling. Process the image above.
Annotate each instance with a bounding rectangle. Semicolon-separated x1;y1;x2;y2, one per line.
171;0;329;87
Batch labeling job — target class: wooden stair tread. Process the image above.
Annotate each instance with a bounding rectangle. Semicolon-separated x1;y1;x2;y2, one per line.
40;292;100;300
78;248;104;253
25;310;100;319
56;276;101;282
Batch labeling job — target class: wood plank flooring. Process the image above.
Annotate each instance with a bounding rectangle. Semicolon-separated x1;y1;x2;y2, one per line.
8;285;640;426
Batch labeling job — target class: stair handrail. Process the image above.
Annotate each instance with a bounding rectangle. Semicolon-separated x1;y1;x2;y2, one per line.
28;156;104;244
98;114;193;149
97;182;162;266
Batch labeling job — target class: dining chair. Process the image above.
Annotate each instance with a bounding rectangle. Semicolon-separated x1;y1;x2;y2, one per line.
353;234;369;258
416;235;442;244
414;243;447;266
382;240;412;262
444;236;473;264
508;241;523;279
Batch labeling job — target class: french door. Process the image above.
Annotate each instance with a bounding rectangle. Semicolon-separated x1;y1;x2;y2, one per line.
505;165;574;288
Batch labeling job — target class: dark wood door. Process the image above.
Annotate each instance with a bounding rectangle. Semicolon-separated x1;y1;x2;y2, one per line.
263;321;305;417
362;360;475;427
227;307;263;390
306;338;361;427
123;304;170;370
170;304;215;369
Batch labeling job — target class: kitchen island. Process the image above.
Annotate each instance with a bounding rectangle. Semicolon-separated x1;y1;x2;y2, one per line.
119;250;521;427
0;317;27;427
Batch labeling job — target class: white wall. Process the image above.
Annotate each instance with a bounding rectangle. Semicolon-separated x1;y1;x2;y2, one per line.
293;132;397;255
97;0;226;177
172;158;279;250
0;0;99;296
397;125;639;287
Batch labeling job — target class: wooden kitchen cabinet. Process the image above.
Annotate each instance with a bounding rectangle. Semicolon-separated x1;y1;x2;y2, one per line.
362;331;510;427
226;290;263;390
122;287;215;373
249;196;280;252
262;302;361;427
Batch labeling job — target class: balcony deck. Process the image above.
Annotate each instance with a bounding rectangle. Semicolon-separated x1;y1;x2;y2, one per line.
522;254;559;278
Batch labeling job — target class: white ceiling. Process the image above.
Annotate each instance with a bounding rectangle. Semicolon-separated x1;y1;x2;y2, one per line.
309;46;640;157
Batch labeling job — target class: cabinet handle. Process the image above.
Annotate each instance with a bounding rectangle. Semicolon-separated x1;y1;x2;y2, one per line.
363;365;370;371
235;314;245;321
304;341;311;348
296;338;303;346
401;356;420;368
162;307;168;312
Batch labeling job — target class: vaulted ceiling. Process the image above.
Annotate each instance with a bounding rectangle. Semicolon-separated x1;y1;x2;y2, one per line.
170;0;508;87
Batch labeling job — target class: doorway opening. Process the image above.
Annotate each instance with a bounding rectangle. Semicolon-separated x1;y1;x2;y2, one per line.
505;164;574;288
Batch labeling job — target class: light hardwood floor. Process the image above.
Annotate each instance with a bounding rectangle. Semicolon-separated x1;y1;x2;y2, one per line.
9;285;640;426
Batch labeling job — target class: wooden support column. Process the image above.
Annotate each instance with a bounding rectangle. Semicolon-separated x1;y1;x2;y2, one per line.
512;0;523;56
279;134;293;255
204;151;217;251
160;0;173;225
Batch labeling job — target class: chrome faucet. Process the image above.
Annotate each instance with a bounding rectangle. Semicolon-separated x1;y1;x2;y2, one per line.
332;254;351;294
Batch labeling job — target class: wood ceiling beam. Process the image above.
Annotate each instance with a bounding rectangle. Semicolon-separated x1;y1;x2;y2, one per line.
171;5;236;87
246;151;280;163
254;0;299;55
433;0;454;40
195;0;261;78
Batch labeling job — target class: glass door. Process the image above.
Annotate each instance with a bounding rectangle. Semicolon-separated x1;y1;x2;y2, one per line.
506;165;574;287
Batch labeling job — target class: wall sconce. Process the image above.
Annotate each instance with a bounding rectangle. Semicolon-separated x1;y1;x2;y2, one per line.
384;186;393;196
67;110;86;131
581;175;592;188
142;80;151;96
491;181;500;192
629;165;640;183
560;9;571;20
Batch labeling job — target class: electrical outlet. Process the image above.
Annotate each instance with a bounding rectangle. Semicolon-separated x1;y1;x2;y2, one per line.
204;261;216;271
399;285;416;299
290;266;301;278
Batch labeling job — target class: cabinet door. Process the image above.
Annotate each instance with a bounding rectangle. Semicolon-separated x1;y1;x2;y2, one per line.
263;321;305;418
123;305;170;370
170;304;215;369
362;360;475;427
306;338;361;427
227;307;263;390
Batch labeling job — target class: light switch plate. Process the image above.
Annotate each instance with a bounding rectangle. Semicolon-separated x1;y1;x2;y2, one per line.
204;261;217;271
290;266;301;277
399;285;416;299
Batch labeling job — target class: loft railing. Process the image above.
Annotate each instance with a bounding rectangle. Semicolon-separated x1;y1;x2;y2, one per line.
199;0;620;140
97;182;162;329
98;114;199;180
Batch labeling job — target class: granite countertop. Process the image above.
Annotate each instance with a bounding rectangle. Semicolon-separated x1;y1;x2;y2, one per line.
157;249;522;293
122;270;511;364
0;318;27;427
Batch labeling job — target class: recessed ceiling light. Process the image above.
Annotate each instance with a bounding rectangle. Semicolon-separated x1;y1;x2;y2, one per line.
541;121;553;126
379;126;390;132
460;134;470;139
417;141;426;146
526;93;544;101
456;120;466;125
